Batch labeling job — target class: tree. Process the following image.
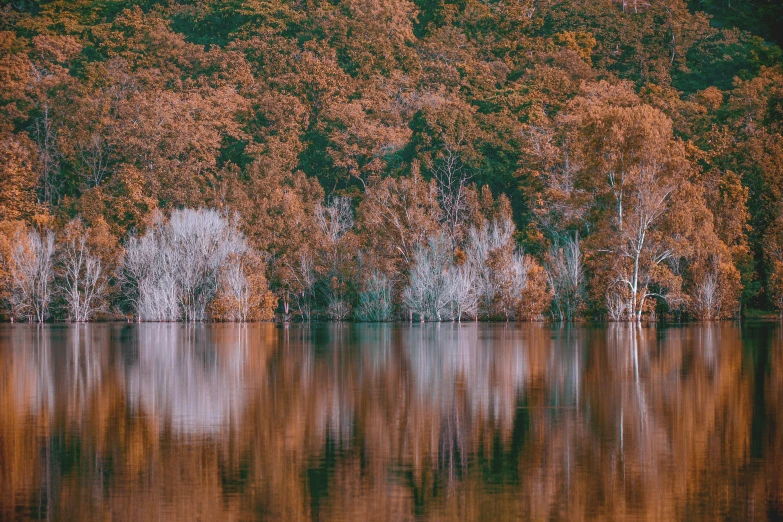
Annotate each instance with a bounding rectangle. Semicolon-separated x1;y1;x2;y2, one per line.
445;264;479;321
0;220;27;317
168;209;247;321
228;163;323;319
56;219;107;322
518;260;552;321
118;226;179;322
464;216;516;318
769;260;783;318
547;233;585;321
462;201;543;320
210;251;276;322
284;251;317;321
432;145;472;249
573;95;691;320
118;209;248;321
315;196;356;320
10;228;55;322
357;169;442;277
403;234;456;321
487;246;532;320
0;133;39;222
707;170;753;315
355;270;394;321
30;101;62;206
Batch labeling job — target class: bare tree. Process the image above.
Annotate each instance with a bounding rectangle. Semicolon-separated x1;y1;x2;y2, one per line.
547;233;585;321
403;235;456;321
445;264;479;321
607;164;675;321
31;101;63;206
315;196;354;244
355;270;393;321
402;234;478;321
464;217;514;317
139;271;179;321
501;250;531;320
287;251;316;321
118;229;178;321
10;230;55;322
694;270;719;320
220;256;253;322
326;298;351;321
606;286;627;322
402;222;527;322
167;209;247;321
57;221;106;322
316;197;355;320
432;146;472;249
118;209;247;321
78;132;112;188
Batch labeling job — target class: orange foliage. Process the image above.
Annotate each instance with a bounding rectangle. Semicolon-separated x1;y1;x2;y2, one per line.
209;252;277;322
0;133;39;222
518;260;552;320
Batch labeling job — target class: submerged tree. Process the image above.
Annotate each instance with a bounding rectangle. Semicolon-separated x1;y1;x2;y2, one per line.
283;251;317;321
465;217;515;317
463;198;544;321
446;263;479;321
119;228;179;322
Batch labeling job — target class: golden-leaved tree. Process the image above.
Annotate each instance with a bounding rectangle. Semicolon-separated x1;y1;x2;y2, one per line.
546;82;740;320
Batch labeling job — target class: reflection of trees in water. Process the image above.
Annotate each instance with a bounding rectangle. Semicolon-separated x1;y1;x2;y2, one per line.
3;325;55;415
0;326;53;519
66;325;106;417
0;324;114;519
124;323;257;435
291;323;586;518
398;324;531;488
0;323;781;520
563;322;757;520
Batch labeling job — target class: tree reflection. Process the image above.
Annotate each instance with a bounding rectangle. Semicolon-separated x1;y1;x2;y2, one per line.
0;322;780;520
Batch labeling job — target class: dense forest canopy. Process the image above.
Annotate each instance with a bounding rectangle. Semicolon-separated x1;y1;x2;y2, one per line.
0;0;782;321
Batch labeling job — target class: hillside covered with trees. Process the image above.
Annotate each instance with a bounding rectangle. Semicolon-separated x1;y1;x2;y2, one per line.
1;0;782;322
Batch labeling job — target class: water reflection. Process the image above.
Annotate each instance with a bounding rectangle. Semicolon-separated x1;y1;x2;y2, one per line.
0;322;781;520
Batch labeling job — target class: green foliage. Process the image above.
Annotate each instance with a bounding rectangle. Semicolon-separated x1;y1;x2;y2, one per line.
674;32;782;92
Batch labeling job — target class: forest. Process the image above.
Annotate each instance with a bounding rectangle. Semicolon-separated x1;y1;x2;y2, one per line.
0;0;782;322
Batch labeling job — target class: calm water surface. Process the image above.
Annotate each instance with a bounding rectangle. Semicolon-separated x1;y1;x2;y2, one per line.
0;322;781;521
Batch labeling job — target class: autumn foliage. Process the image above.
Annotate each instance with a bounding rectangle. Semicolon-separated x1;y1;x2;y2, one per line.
0;0;782;321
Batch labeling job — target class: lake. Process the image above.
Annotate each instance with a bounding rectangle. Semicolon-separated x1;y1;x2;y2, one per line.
0;322;781;521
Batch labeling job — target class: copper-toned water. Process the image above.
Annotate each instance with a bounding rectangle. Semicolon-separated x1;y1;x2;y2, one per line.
1;323;781;520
